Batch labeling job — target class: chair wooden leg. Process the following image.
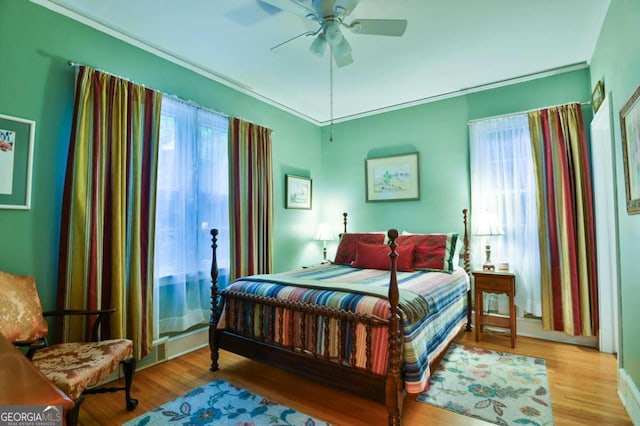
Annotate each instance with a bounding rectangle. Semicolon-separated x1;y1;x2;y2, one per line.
82;357;138;411
66;395;84;426
122;356;138;411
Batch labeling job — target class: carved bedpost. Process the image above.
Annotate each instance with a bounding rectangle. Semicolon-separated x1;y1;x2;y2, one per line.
462;209;472;332
385;229;402;426
209;229;220;371
343;212;348;234
462;209;471;273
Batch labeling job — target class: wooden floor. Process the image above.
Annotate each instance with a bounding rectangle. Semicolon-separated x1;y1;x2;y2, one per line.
80;330;632;425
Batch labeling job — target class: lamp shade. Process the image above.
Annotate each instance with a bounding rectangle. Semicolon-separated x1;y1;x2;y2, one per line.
314;222;334;241
473;211;504;236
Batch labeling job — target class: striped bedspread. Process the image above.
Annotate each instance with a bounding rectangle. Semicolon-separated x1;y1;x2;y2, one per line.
220;264;469;394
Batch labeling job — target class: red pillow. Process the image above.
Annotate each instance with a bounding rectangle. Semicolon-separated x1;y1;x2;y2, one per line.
396;233;458;272
333;233;386;265
351;241;415;272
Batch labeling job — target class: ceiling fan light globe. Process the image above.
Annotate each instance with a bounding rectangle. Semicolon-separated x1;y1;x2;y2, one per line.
309;34;327;57
333;36;351;58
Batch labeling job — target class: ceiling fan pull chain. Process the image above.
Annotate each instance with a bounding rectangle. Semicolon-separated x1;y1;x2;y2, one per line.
330;45;334;142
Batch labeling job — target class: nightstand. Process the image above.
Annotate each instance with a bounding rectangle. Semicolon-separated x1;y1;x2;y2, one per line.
473;270;516;348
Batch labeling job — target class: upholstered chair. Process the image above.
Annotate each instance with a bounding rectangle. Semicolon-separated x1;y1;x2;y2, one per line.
0;271;138;425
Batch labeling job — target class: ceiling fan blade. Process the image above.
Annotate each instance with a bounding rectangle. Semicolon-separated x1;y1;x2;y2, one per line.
334;0;360;17
271;30;316;51
226;2;280;26
260;0;316;19
348;19;408;36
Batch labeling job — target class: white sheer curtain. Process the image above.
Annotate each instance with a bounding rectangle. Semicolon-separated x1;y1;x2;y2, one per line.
470;114;542;317
153;96;230;338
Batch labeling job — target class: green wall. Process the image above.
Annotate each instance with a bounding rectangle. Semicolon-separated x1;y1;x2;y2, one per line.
590;0;640;402
317;70;591;261
0;0;321;311
4;4;622;393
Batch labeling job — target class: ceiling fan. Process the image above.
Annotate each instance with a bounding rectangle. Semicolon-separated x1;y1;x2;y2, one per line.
261;0;408;67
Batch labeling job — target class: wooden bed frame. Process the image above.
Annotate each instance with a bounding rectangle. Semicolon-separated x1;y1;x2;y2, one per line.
208;209;471;425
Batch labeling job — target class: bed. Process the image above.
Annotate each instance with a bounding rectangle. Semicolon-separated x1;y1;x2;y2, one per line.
208;209;472;425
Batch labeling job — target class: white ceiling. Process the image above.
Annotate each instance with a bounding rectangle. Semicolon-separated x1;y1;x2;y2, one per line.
36;0;610;124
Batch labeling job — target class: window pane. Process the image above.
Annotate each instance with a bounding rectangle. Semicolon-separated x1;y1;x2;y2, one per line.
154;96;230;335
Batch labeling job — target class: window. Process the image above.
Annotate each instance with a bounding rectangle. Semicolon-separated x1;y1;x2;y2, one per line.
470;114;541;317
153;96;230;336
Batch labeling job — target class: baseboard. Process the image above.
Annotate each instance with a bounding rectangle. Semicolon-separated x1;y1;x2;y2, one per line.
515;317;598;347
101;327;208;384
472;310;598;347
619;368;640;425
165;326;208;360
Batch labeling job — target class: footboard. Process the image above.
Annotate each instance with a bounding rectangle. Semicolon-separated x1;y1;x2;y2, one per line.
221;290;390;372
209;229;404;424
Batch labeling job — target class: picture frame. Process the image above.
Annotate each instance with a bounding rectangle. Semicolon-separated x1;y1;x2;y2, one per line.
620;86;640;214
285;174;312;209
0;113;35;210
591;80;605;113
365;152;420;202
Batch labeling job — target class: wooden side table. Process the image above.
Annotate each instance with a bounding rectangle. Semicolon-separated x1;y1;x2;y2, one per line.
473;270;516;348
0;332;74;412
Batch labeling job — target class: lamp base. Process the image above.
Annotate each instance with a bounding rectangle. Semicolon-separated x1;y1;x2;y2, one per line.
483;244;494;271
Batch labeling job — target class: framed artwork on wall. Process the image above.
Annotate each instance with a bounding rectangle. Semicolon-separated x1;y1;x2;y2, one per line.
0;113;35;210
285;174;312;209
591;80;605;113
365;152;420;202
620;85;640;214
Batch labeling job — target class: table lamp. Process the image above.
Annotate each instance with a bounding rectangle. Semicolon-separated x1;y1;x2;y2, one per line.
473;211;504;271
315;222;334;263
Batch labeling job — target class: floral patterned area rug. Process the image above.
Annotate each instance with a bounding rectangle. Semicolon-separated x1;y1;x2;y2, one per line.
417;343;553;426
123;378;331;426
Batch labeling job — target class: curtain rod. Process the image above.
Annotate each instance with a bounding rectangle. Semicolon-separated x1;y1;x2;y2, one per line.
67;60;270;130
467;100;591;125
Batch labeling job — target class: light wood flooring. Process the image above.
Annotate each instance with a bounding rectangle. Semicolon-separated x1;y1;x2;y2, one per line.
80;330;632;425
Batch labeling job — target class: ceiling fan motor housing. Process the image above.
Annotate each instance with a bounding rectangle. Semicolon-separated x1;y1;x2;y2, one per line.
263;0;406;67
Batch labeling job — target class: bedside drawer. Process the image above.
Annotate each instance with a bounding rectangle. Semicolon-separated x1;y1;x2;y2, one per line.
476;274;513;293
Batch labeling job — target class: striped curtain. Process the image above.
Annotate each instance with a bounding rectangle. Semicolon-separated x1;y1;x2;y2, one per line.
228;117;273;281
57;66;161;358
528;104;598;336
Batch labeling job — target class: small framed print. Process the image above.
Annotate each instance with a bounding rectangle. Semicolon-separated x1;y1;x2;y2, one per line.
0;113;35;210
591;80;605;113
365;152;420;202
285;174;312;209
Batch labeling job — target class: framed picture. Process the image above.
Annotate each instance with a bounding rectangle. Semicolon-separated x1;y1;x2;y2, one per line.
365;152;420;202
285;174;312;209
591;80;605;113
0;114;35;210
620;85;640;214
